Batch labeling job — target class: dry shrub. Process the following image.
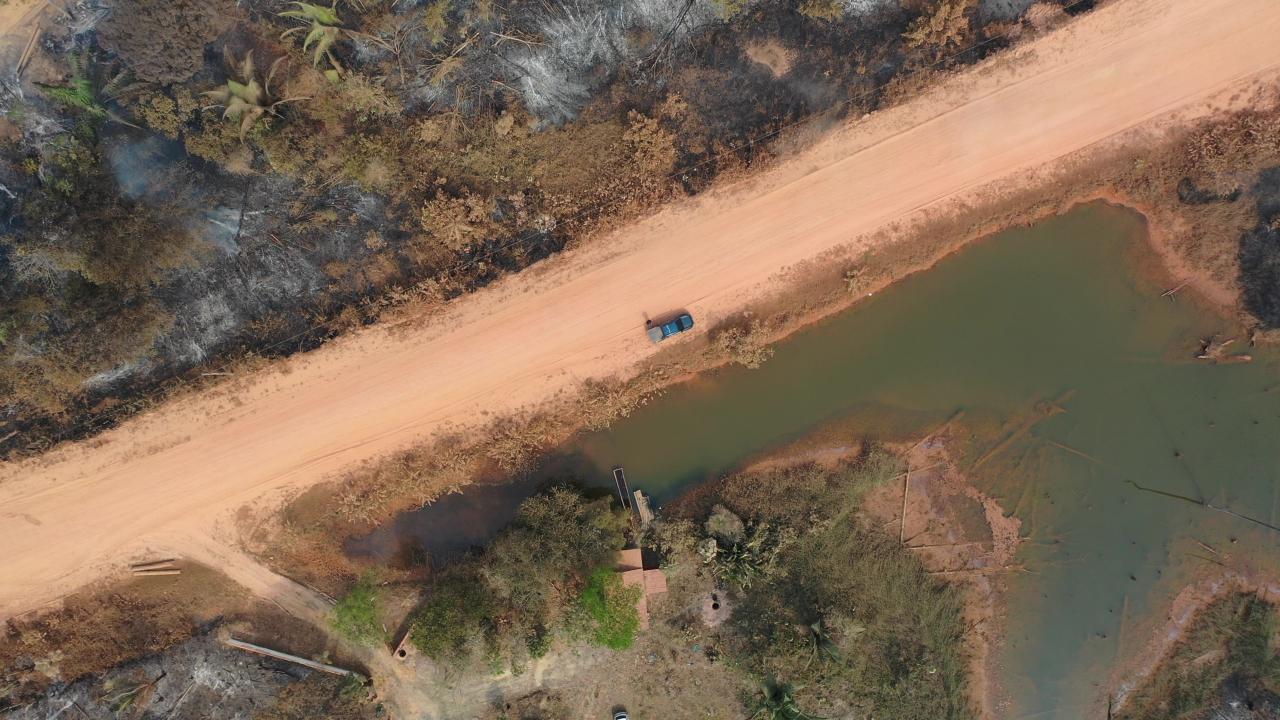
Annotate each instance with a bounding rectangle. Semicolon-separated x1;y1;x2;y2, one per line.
127;90;186;139
423;0;453;47
1;297;174;416
623;111;677;180
713;318;775;369
0;565;249;705
337;74;401;122
483;414;562;473
799;0;844;21
256;674;375;720
1024;2;1068;32
418;191;498;252
903;0;977;50
579;378;645;431
334;438;478;522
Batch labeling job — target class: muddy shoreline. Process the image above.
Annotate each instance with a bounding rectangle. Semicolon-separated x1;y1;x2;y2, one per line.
272;90;1280;581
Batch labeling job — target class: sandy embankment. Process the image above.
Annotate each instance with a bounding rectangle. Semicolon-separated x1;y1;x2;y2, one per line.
2;0;1280;620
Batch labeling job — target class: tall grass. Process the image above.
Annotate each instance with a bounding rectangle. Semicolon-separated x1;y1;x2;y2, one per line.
722;454;975;719
1117;592;1280;719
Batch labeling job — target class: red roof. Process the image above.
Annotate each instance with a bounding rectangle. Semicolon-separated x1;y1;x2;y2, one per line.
618;563;668;630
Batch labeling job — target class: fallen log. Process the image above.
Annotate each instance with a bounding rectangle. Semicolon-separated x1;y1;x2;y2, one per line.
222;637;355;677
129;559;177;571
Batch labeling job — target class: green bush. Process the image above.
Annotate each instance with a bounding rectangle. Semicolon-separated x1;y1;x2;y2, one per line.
575;569;641;651
332;573;385;646
482;486;625;619
526;627;553;659
410;568;494;662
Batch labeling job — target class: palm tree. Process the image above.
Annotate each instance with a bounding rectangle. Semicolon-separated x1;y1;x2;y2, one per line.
750;681;824;720
202;49;308;141
35;51;144;128
280;2;343;73
804;618;851;670
278;1;392;79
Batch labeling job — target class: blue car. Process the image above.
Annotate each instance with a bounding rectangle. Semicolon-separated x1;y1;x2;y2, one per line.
647;312;694;342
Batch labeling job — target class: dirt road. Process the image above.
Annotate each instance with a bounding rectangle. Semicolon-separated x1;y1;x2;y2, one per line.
3;0;1280;619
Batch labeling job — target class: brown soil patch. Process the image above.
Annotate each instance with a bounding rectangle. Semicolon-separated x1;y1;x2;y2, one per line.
744;38;794;77
0;0;45;38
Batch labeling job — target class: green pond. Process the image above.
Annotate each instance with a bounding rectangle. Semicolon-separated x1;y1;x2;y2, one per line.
353;203;1280;717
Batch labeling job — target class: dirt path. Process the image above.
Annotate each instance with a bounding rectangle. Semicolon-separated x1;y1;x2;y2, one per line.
3;0;1280;619
0;0;48;37
177;535;443;719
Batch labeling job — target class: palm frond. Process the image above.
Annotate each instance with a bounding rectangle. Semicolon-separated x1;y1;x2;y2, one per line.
239;50;255;84
265;57;288;98
101;71;148;103
302;24;339;66
281;1;341;25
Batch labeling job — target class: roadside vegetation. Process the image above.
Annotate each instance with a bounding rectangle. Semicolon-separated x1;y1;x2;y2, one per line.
406;486;631;675
0;0;1081;454
332;572;386;646
1117;591;1280;719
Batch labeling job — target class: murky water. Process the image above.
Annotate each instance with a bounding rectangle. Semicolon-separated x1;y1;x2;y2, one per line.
352;203;1280;717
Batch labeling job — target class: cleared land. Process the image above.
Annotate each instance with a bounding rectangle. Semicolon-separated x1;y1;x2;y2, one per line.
2;0;1280;619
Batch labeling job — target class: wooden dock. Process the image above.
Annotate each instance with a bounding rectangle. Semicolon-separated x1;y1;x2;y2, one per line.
612;466;633;510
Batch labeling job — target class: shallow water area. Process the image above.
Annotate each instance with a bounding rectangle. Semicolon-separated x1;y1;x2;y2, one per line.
353;203;1280;717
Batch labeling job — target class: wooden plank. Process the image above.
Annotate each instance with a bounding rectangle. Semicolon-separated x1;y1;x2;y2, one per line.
633;490;654;525
129;559;177;571
612;467;632;510
15;23;39;78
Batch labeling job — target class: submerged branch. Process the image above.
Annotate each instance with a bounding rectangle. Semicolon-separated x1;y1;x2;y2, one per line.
1125;480;1280;534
